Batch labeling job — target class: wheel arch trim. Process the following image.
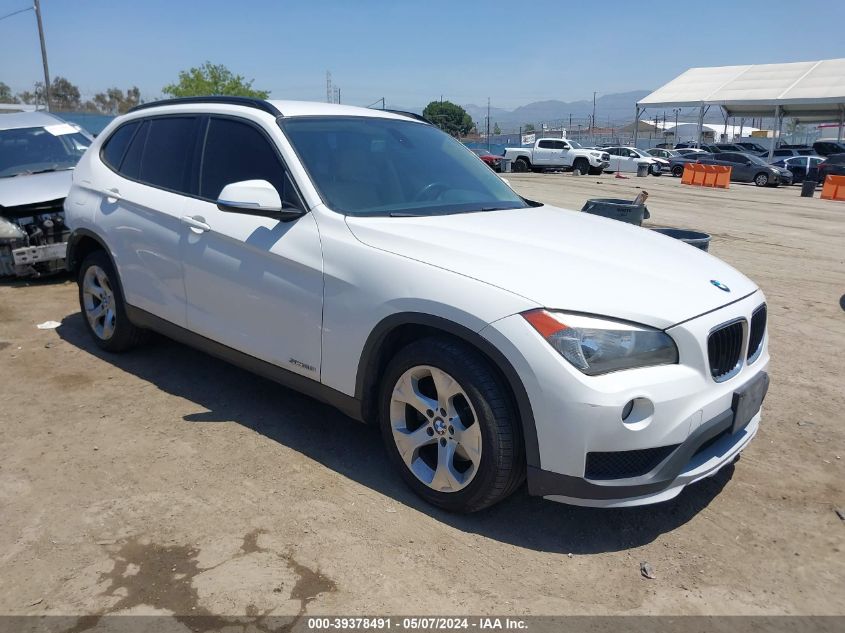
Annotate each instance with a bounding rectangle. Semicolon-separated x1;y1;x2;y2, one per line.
355;312;540;469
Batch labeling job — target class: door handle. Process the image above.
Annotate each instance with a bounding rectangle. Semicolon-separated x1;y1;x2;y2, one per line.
181;215;211;233
102;187;121;202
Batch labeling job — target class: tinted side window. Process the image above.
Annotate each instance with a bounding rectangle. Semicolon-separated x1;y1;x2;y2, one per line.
119;120;149;180
200;117;287;200
101;121;139;170
537;140;554;149
138;117;197;193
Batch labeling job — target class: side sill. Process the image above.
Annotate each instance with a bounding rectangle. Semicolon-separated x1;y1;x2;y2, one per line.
125;305;365;422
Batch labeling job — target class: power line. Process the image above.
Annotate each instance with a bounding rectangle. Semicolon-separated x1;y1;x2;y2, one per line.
0;5;32;22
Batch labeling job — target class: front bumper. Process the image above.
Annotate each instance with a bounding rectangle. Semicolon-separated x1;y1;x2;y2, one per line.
530;401;762;507
480;290;769;507
7;242;68;277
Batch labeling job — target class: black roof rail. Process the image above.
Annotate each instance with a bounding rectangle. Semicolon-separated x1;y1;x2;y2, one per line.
128;96;281;116
381;109;432;125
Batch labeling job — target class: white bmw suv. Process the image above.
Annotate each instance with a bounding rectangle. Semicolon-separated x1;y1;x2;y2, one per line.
64;97;769;512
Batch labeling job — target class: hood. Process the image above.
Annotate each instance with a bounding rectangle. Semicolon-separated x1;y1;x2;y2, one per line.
0;170;73;209
345;205;758;329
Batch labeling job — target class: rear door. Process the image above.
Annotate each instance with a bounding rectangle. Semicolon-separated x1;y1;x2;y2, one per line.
180;115;323;377
533;140;555;166
95;115;200;326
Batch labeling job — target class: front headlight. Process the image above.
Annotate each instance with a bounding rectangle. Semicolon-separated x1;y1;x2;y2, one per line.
522;310;678;375
590;151;601;157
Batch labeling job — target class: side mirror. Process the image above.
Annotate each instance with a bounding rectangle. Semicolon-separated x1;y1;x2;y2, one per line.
217;179;304;221
745;161;753;166
629;152;638;157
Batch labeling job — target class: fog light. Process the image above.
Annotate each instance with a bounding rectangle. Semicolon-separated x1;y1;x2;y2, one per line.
621;400;635;420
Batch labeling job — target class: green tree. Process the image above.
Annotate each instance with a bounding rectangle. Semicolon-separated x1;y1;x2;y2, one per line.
422;100;473;137
163;62;269;98
17;76;82;110
0;82;18;103
90;87;141;114
523;123;535;133
493;122;501;135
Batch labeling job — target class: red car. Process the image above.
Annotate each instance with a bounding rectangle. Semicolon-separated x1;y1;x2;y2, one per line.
470;148;503;172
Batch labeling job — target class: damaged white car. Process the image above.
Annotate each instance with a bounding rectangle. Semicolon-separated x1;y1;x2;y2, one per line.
0;111;92;277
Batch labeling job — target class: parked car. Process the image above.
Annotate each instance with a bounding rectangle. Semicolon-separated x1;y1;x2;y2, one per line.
470;148;503;172
603;146;667;175
812;140;845;157
714;144;746;153
768;147;817;161
769;156;825;183
667;152;714;177
64;97;769;512
0;111;93;277
816;153;845;182
647;148;681;160
698;152;793;186
504;138;609;174
735;142;769;155
675;147;707;157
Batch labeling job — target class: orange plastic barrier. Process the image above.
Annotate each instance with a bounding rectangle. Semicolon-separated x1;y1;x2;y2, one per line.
820;174;845;201
681;163;731;189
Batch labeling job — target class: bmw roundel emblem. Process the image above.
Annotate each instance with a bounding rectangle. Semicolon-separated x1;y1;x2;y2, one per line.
710;279;730;292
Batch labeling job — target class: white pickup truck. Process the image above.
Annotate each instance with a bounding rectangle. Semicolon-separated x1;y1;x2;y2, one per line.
504;138;610;174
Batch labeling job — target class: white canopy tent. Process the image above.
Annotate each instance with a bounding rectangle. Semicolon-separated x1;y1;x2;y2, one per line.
636;58;845;158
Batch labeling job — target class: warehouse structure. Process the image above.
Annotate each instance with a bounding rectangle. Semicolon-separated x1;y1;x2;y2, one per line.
636;58;845;158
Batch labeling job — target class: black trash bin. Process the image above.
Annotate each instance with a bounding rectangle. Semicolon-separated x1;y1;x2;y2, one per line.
636;163;649;177
651;227;711;252
581;198;650;226
801;167;818;197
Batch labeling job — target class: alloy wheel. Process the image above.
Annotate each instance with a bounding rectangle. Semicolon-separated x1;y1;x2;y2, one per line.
82;265;117;340
389;365;482;493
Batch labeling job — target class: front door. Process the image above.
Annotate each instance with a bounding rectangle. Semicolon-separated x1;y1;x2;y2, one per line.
180;116;324;378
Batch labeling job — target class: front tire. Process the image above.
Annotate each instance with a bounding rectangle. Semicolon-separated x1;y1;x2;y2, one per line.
754;172;769;187
573;158;590;175
378;337;524;512
77;250;146;352
650;164;663;176
672;165;684;177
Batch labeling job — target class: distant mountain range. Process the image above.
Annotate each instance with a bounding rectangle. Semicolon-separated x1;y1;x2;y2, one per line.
388;90;726;130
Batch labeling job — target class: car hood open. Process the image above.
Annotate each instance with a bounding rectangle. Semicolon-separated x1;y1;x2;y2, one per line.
345;205;758;329
0;170;73;210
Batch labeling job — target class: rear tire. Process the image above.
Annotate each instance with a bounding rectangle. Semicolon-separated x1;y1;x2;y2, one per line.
513;157;530;173
77;250;146;352
378;337;524;513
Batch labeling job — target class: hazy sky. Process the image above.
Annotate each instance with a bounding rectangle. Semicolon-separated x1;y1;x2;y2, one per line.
2;0;844;109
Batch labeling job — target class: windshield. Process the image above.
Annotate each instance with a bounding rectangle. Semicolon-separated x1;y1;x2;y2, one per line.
281;116;528;217
0;125;91;178
567;141;583;149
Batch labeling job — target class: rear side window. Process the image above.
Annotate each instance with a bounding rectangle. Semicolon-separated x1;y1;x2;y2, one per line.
199;117;287;200
537;140;554;149
119;120;149;180
137;117;198;193
100;121;139;170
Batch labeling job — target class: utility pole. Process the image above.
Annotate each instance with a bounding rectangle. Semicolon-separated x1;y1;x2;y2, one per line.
487;97;491;152
34;0;51;110
592;91;597;136
326;71;332;104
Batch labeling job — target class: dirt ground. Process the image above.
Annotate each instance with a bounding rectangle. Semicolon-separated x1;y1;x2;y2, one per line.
1;173;843;624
